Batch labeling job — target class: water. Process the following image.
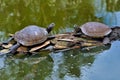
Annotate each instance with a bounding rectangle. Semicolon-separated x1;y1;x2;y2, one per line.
0;0;120;80
81;41;120;80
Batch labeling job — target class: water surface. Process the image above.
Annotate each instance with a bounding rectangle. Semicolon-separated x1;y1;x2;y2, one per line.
0;0;120;80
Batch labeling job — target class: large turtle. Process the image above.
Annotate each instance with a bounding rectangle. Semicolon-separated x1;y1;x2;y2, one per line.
74;22;112;44
5;23;55;54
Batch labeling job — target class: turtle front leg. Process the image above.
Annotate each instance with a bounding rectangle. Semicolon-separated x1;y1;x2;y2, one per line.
9;43;21;54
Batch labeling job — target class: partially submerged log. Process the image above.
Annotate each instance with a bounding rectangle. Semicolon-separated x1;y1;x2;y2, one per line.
0;26;120;55
0;32;104;55
51;32;104;50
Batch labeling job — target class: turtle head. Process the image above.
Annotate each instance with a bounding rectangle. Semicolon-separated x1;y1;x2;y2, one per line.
46;23;55;33
73;24;83;37
74;24;81;33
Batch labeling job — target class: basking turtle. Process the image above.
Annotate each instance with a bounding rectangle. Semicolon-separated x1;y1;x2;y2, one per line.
74;22;112;44
5;23;55;54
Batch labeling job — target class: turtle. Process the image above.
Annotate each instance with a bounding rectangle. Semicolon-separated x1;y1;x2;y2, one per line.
4;23;55;54
74;22;112;44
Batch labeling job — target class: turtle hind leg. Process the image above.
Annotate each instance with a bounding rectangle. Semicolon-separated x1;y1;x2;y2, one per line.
9;43;21;54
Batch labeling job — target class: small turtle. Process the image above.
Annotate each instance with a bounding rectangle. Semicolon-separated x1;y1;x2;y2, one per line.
5;23;55;54
74;22;112;44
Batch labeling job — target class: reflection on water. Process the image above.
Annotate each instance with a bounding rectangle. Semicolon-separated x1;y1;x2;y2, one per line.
94;0;120;26
46;52;64;80
45;49;98;80
0;0;97;33
0;55;53;80
81;41;120;80
0;31;7;41
0;0;120;80
0;55;6;69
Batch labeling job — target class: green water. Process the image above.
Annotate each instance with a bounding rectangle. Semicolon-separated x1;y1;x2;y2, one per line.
0;0;120;80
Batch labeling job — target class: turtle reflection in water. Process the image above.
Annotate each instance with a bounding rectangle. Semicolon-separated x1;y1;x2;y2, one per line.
74;22;112;44
4;23;55;54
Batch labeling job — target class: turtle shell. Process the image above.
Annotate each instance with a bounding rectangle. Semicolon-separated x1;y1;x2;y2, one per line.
80;22;112;37
14;25;48;46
